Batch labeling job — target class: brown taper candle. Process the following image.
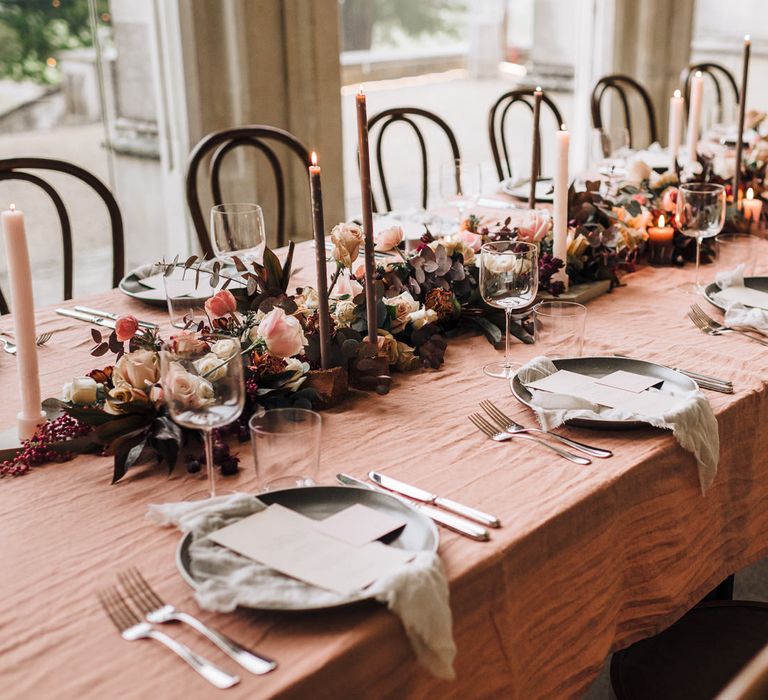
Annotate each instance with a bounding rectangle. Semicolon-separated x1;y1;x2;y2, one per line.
309;151;331;369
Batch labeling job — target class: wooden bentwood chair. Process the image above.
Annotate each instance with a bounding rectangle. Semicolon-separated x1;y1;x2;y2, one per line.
0;158;124;315
591;74;658;149
366;107;460;213
680;63;740;123
185;125;312;257
488;88;565;182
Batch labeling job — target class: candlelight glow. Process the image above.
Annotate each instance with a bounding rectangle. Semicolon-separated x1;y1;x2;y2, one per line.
695;70;702;78
311;151;317;166
745;34;751;44
9;203;15;212
747;187;754;200
673;89;681;98
658;214;665;227
560;123;567;131
358;85;364;95
535;85;542;93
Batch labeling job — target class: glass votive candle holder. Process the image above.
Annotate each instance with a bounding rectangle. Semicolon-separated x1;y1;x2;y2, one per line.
533;301;587;358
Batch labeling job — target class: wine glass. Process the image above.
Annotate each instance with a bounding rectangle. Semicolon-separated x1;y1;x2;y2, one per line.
159;336;245;499
210;203;266;264
676;183;726;294
479;241;539;378
440;159;482;227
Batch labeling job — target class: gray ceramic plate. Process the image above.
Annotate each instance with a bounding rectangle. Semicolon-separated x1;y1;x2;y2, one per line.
704;277;768;312
510;355;697;430
501;177;554;203
175;485;439;611
119;264;239;307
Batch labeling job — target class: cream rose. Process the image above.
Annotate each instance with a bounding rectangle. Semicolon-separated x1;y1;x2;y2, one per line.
62;377;98;404
164;362;214;409
330;222;364;267
383;290;420;333
407;307;438;329
211;338;239;361
257;307;307;358
194;353;228;381
334;300;357;327
374;225;404;252
626;158;652;185
104;386;149;414
113;349;159;390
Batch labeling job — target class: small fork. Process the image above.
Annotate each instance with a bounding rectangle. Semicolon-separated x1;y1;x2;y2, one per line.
688;304;768;347
0;331;52;355
118;567;276;675
479;400;612;458
469;413;591;465
98;585;239;689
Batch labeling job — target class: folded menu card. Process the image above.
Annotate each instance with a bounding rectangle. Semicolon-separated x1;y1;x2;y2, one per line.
714;285;768;311
208;504;413;595
526;369;681;415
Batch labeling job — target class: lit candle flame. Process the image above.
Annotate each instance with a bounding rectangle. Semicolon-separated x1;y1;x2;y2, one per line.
311;151;318;166
560;123;567;131
9;203;15;212
658;214;665;228
745;34;751;44
747;187;754;200
535;85;542;93
358;85;364;95
673;89;681;98
695;70;702;78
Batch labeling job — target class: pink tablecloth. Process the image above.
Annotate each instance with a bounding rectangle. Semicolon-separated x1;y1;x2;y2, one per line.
2;240;768;699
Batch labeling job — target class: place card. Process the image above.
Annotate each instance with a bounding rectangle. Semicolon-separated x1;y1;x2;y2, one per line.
526;369;596;396
208;504;414;596
596;370;663;393
716;286;768;311
314;504;407;547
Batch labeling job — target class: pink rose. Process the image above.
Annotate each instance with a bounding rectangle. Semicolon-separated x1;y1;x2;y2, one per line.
453;229;483;252
205;289;237;319
332;272;363;299
516;210;549;242
114;314;139;342
113;349;159;390
170;332;209;355
374;225;403;252
631;193;648;205
257;307;307;358
661;187;678;213
164;363;214;410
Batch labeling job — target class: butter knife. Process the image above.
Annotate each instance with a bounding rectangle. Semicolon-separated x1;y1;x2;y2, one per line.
74;306;158;330
368;472;500;528
336;473;490;542
56;308;116;329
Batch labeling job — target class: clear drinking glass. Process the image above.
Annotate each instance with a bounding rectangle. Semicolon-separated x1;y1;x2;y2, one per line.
676;183;726;294
479;241;539;378
159;337;245;499
163;266;213;329
589;127;631;170
533;301;587;358
440;159;482;225
249;408;321;491
210;203;266;264
716;232;759;277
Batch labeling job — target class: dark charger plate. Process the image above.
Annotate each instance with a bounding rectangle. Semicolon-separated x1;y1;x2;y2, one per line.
704;277;768;313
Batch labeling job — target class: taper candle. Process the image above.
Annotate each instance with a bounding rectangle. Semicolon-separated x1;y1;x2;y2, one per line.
528;86;543;211
1;204;45;440
553;125;569;289
355;86;379;346
308;152;331;369
734;35;751;211
686;71;704;163
668;89;684;171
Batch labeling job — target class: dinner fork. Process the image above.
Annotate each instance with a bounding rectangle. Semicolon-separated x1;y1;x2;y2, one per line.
688;305;768;347
469;413;591;465
0;332;52;355
479;400;612;458
98;585;239;689
118;567;276;675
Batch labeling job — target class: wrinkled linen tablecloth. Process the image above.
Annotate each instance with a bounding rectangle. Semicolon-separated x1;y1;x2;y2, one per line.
3;237;768;700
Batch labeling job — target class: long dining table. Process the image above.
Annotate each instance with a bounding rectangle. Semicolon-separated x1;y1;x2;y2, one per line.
2;233;768;700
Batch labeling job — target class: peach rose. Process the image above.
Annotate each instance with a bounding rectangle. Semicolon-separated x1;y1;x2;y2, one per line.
113;349;159;390
257;307;307;358
661;187;678;213
164;362;214;410
330;222;364;267
332;272;363;299
374;225;403;252
170;332;209;355
453;229;483;252
516;209;549;243
114;315;139;342
205;289;237;319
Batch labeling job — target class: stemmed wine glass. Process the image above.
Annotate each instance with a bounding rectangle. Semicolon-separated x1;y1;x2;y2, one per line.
479;241;539;378
210;203;266;264
159;336;245;499
440;159;482;227
676;183;726;294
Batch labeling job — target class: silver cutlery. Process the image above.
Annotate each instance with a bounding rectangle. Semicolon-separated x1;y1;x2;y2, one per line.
688;304;768;347
0;331;52;355
673;368;734;394
479;400;612;458
118;567;276;675
75;306;158;330
469;413;592;465
98;586;239;689
56;308;117;329
336;473;490;542
368;471;500;528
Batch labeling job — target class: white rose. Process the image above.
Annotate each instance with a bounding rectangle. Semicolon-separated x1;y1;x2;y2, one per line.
334;300;357;327
408;307;438;329
282;357;310;391
211;338;239;360
62;377;98;404
194;352;228;381
626;158;652;185
712;154;735;180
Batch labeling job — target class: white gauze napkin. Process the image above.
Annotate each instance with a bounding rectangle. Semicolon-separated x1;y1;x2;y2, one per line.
518;356;720;494
148;492;456;680
712;264;768;334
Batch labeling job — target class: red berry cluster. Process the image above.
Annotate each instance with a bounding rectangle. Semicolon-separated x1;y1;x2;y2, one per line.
0;414;91;477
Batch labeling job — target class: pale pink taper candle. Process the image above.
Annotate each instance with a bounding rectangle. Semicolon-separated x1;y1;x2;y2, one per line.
2;205;45;440
553;125;570;289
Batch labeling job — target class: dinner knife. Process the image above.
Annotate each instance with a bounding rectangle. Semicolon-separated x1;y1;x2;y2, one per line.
368;471;500;528
336;473;490;542
56;308;116;329
74;306;158;330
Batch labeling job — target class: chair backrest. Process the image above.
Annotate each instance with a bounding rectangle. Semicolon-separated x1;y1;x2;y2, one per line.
681;63;740;123
488;89;565;181
366;107;460;213
716;643;768;700
186;125;311;256
591;74;658;148
0;157;123;316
